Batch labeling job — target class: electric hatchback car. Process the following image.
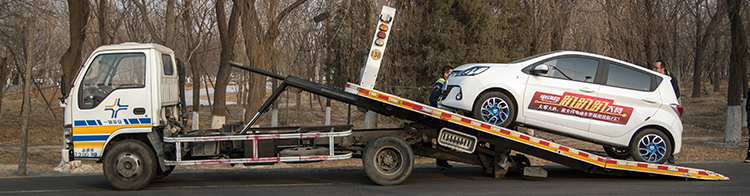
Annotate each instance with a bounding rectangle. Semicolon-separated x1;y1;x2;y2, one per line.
439;51;683;163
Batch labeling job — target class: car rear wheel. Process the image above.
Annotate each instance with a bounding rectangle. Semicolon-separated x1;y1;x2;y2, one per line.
473;91;516;127
630;129;672;164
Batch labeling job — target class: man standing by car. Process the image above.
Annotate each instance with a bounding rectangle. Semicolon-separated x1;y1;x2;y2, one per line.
430;65;453;168
653;60;680;100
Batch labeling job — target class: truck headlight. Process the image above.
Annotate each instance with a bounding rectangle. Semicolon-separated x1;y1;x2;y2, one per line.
63;126;73;149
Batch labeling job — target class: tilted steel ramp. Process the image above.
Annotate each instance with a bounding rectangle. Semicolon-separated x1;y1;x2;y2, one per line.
344;83;728;181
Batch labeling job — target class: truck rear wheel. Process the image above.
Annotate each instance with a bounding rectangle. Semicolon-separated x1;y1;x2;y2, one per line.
362;134;414;186
103;139;157;190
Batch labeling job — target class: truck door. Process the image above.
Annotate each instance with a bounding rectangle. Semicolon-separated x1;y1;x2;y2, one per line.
70;52;153;158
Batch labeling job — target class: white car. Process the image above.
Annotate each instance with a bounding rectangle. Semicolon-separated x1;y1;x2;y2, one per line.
439;51;683;163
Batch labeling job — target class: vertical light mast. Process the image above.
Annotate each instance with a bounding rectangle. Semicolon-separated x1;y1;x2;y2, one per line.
359;6;396;89
360;6;396;129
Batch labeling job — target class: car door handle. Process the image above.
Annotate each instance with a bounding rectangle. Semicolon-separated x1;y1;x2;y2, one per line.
641;98;658;104
133;107;146;115
579;88;595;93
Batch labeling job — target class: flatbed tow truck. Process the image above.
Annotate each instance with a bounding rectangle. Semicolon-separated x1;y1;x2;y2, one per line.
60;6;728;190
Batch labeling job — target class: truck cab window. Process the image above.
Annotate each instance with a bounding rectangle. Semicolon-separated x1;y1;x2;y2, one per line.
78;53;146;109
162;54;174;75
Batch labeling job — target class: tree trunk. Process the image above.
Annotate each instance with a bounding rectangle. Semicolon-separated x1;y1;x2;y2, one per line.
97;0;110;46
19;1;37;176
182;0;202;113
0;56;8;128
60;0;90;91
212;0;240;128
644;0;654;64
725;0;747;143
691;1;725;98
0;54;10;129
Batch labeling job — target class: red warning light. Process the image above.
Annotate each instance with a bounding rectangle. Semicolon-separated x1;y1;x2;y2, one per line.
377;32;386;38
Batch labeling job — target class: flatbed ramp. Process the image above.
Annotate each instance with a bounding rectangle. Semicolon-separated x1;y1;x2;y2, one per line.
344;83;728;181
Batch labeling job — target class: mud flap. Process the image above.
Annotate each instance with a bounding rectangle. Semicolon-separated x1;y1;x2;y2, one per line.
147;131;169;172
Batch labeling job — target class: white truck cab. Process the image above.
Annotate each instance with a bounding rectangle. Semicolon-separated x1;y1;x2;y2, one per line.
61;43;180;162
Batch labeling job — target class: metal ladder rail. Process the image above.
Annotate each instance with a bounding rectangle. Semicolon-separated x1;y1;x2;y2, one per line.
163;129;353;166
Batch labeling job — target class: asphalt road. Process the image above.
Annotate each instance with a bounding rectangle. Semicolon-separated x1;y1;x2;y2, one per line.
0;162;748;195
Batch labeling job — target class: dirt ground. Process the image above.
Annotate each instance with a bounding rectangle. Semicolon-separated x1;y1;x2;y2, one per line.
0;82;748;177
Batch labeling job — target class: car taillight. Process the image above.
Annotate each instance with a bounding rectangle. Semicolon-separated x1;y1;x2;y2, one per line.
670;104;683;116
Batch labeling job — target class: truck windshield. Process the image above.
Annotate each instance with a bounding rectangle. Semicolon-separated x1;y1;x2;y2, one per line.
78;53;146;109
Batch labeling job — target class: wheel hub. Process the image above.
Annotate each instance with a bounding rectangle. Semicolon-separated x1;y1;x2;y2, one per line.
116;153;142;177
376;148;401;173
481;98;509;125
637;134;666;162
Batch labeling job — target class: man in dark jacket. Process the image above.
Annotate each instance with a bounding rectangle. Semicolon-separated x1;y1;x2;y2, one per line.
653;60;680;99
430;65;453;168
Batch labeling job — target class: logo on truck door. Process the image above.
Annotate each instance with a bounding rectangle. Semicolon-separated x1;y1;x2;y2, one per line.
104;98;128;118
528;92;633;125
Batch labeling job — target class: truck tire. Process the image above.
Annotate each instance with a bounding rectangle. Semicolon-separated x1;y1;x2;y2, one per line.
629;129;672;164
154;165;175;180
103;139;157;190
603;146;631;160
362;134;414;186
473;91;516;127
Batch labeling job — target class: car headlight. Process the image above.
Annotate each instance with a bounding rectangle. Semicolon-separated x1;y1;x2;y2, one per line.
455;66;489;77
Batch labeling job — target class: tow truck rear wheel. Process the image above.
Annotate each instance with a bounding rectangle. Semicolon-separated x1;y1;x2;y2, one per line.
603;146;631;159
363;134;414;186
630;129;672;164
103;139;157;190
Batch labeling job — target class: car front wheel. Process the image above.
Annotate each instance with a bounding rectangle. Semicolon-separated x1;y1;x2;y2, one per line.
629;129;672;164
473;91;516;127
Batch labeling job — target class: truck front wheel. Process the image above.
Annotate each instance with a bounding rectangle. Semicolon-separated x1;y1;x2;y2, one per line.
362;134;414;186
103;139;157;190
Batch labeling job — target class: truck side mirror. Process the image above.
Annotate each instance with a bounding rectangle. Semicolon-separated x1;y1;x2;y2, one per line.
531;64;549;75
60;74;68;97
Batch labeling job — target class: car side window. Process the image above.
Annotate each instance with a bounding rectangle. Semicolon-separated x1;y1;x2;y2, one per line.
538;57;599;83
606;63;652;91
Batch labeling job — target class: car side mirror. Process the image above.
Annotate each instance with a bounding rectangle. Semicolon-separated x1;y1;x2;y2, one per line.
531;64;549;75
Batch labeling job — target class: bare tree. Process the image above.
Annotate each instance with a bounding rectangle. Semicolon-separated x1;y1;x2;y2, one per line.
235;0;309;123
691;0;725;98
59;0;90;90
18;0;37;176
724;0;747;143
131;0;176;47
212;0;240;128
0;55;7;128
97;0;111;45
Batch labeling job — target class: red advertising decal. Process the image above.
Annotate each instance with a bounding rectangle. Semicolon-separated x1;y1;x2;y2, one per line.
528;92;633;125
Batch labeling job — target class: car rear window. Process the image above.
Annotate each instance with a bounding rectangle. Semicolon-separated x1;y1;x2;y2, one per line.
606;63;652;91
